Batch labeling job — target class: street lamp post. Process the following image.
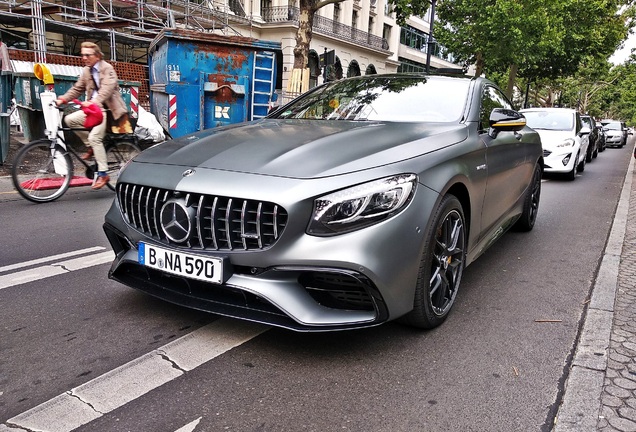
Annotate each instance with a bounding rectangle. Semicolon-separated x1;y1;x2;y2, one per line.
425;0;437;73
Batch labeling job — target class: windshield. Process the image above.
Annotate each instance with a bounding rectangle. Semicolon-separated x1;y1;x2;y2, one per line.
604;121;622;130
522;110;574;131
271;76;470;122
581;117;593;128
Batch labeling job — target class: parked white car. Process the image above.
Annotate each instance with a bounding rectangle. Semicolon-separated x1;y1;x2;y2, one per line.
520;107;589;180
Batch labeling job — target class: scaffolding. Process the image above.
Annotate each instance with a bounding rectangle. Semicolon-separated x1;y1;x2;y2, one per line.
0;0;251;62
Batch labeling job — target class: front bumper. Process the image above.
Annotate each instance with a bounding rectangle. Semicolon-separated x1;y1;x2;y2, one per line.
605;135;623;146
103;183;436;331
542;147;578;173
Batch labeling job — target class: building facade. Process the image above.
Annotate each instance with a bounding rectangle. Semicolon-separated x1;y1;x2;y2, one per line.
0;0;462;95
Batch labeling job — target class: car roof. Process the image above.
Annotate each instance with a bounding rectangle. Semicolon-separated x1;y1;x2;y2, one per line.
520;107;577;113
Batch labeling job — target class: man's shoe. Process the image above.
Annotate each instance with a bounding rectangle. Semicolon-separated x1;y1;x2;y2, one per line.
81;148;94;160
92;175;110;190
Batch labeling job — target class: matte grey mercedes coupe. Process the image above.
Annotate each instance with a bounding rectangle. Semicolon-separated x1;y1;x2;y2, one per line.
104;74;543;331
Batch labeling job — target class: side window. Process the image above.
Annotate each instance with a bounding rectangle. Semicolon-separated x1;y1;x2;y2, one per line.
480;86;513;132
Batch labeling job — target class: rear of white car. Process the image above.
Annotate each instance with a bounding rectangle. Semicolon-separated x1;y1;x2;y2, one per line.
520;108;586;179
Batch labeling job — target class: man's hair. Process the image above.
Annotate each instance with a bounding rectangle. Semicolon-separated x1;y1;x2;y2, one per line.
80;41;103;60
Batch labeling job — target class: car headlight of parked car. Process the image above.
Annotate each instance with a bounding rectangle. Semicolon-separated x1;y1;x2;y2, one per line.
556;138;575;148
308;174;417;236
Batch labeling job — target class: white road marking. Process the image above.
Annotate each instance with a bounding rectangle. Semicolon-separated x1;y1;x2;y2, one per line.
175;417;202;432
4;319;270;432
0;251;114;290
0;246;106;273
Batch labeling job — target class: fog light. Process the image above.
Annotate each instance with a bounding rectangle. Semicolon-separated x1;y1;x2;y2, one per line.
562;154;572;166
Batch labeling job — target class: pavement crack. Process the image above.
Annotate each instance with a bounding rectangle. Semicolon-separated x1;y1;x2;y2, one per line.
157;350;187;373
68;390;104;414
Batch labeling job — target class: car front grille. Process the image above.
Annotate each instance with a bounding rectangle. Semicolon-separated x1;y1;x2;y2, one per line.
543;149;552;157
117;182;288;251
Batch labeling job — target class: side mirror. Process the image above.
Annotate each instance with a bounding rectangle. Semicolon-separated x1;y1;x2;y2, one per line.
489;108;526;138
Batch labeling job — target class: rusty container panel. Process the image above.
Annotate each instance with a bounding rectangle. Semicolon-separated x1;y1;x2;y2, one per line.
148;29;280;138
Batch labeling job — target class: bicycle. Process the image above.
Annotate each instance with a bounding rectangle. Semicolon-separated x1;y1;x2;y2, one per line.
11;87;141;203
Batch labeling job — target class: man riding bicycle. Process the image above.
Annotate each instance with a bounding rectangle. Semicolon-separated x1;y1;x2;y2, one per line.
55;41;128;190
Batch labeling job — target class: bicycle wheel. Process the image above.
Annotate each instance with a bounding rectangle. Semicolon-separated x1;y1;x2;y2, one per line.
11;139;74;203
105;141;141;191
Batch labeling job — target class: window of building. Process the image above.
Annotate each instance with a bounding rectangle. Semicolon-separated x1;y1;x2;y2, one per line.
347;60;361;77
352;10;358;30
383;24;391;41
400;26;429;52
333;3;340;22
260;0;272;18
397;57;426;73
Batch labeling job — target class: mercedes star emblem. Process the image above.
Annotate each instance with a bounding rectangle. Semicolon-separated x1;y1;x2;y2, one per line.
159;199;192;243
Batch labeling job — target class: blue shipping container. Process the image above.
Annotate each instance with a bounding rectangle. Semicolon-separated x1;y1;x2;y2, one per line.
148;29;280;138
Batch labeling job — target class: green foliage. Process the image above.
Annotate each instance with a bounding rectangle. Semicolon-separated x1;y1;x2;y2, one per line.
386;0;636;123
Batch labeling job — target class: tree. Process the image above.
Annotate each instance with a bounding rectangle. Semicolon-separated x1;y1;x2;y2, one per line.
289;0;346;92
387;0;634;100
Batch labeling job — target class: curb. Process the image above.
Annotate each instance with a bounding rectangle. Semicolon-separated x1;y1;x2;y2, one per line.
553;147;635;431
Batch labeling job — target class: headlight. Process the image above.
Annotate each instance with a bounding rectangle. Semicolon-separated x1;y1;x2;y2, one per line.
556;138;575;148
307;174;417;236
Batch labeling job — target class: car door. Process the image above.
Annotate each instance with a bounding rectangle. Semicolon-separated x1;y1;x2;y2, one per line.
479;85;535;237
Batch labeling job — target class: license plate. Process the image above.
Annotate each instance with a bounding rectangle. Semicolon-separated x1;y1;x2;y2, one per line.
138;242;223;284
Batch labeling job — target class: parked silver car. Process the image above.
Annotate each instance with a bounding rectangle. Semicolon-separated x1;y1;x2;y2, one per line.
104;74;543;331
602;120;627;147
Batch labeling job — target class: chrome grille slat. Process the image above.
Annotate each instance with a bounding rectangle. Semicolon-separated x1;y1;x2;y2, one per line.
152;189;161;238
256;202;263;249
196;195;205;249
117;183;287;251
136;186;144;232
225;198;233;250
144;187;152;234
210;196;219;249
240;200;248;250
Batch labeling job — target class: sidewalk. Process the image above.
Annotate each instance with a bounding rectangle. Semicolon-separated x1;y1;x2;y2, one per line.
554;146;636;431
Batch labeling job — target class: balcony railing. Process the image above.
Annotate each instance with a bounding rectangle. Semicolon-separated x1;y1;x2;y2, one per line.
261;6;390;51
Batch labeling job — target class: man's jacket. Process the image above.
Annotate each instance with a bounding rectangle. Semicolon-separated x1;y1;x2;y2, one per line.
60;60;128;120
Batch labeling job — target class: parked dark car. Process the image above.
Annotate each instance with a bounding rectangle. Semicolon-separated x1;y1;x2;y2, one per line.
103;74;543;332
581;115;600;160
595;120;607;152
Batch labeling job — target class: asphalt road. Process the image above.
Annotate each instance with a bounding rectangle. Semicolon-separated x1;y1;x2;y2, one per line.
0;138;633;432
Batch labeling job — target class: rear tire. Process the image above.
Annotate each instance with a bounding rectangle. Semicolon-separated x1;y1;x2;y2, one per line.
513;163;541;232
401;195;466;329
104;140;141;191
11;139;73;203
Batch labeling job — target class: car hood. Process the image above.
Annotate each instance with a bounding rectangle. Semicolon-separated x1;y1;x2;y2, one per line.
134;119;468;179
532;130;577;149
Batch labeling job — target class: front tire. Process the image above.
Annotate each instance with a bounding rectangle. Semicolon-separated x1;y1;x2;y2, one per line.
513;163;541;232
11;139;73;203
567;152;579;181
401;194;466;329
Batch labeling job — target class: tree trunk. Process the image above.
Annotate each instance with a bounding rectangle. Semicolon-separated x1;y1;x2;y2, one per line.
474;52;484;77
293;0;315;70
506;63;518;100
